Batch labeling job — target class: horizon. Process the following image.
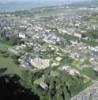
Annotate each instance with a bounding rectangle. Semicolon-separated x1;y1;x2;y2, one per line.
0;0;94;11
0;0;86;3
0;0;89;5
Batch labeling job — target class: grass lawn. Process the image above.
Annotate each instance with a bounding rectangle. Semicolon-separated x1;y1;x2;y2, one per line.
0;41;9;51
0;41;22;76
81;67;98;80
0;55;22;76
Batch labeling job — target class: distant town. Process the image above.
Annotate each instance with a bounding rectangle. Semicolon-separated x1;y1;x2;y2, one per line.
0;3;98;100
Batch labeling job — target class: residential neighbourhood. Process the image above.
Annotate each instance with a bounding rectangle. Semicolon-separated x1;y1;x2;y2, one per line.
0;2;98;100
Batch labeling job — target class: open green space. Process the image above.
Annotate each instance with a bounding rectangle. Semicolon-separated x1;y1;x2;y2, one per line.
62;33;98;46
0;40;22;76
81;67;98;80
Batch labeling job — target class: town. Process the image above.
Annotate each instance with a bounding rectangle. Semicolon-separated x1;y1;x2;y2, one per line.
0;5;98;100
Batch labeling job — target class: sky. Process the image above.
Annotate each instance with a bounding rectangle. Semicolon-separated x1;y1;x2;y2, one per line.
0;0;86;3
0;0;90;11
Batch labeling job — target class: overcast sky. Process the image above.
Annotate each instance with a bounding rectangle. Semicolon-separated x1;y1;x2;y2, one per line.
0;0;92;11
0;0;87;3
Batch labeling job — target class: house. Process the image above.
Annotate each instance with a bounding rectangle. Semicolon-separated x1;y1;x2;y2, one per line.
18;33;26;39
34;77;48;90
30;57;50;69
74;33;82;38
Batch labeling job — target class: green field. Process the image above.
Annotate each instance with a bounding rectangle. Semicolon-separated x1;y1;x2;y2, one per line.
0;41;22;76
81;67;98;80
